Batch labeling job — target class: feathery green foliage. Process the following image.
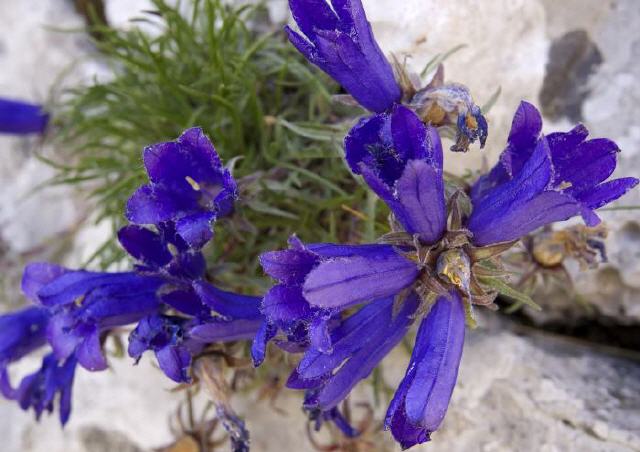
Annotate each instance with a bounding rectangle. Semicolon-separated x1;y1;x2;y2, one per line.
48;0;382;292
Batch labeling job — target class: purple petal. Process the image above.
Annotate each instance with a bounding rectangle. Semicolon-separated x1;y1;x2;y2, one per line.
296;299;393;380
81;289;161;328
309;316;332;353
0;307;49;363
144;128;223;188
259;248;318;285
358;164;403;217
161;289;210;318
390;105;435;165
286;368;327;390
36;271;152;308
388;408;431;450
262;285;311;322
404;294;465;429
314;294;419;410
385;292;464;447
57;357;77;426
503;101;543;171
0;97;49;135
251;321;277;366
286;0;400;112
125;184;187;225
472;190;581;246
288;0;338;40
0;366;16;399
546;124;590;164
302;252;418;309
344;113;398;186
167;250;206;280
156;345;192;383
578;177;639;211
553;137;618;196
395;159;446;244
497;101;544;181
189;318;263;343
285;25;320;64
193;281;262;319
1;353;78;426
471;101;542;201
21;263;69;304
75;327;108;372
126;315;202;380
307;242;402;259
117;225;172;267
46;313;81;361
175;211;216;249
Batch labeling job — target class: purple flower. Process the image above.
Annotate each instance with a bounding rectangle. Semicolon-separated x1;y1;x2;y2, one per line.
285;0;401;113
118;223;211;318
127;286;263;384
469;101;639;245
255;236;418;363
258;101;638;448
345;104;446;244
118;220;263;381
24;262;163;371
284;2;488;152
0;97;49;135
1;354;77;426
0;268;78;426
0;126;262;426
288;294;419;435
126;127;238;249
385;292;465;449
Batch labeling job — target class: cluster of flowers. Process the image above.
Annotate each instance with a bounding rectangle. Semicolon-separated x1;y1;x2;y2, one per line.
1;0;637;450
0;128;261;440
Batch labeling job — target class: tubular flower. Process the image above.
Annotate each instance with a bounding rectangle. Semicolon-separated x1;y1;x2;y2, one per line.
285;0;401;113
285;0;487;151
254;236;418;366
0;97;49;135
257;103;638;448
288;295;419;432
470;101;639;240
384;291;465;449
126;127;238;249
118;225;263;385
122;128;263;382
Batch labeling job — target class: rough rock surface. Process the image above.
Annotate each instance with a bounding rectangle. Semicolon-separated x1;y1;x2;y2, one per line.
3;316;639;452
1;0;639;451
425;318;640;452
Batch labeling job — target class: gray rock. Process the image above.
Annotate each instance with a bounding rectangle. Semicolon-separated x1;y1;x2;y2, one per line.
5;318;638;452
424;317;640;452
